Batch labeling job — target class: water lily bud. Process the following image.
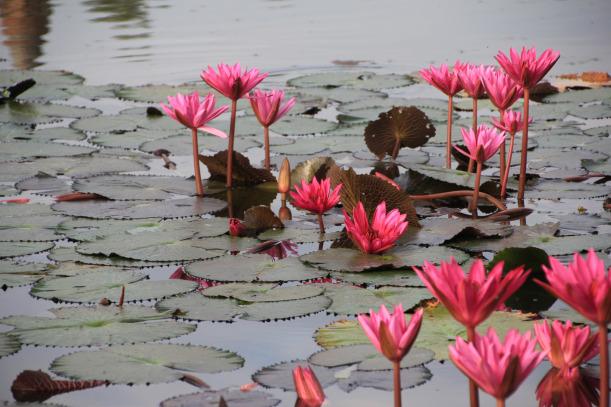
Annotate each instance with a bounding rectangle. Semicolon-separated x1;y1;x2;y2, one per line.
278;205;292;221
278;158;291;194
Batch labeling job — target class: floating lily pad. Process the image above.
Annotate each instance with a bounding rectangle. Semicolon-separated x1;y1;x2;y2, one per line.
400;217;513;246
543;87;611;104
0;70;84;87
31;270;198;303
51;197;226;219
90;129;182;149
71;109;184;133
541;303;609;327
526;148;608;173
203;282;324;302
0;333;21;358
116;84;243;108
340;97;412;113
292;87;383;104
336;366;432;393
272;135;364;155
352;148;430;166
0;242;54;259
330;269;424;287
15;174;71;196
406;165;493;189
160;389;281;407
528;102;571;122
308;344;433;371
326;124;367;137
252;360;336;391
1;305;195;347
186;254;328;282
0;126;86;143
0;261;49;288
287;72;414;90
532;133;602;150
51;343;244;384
301;246;468;273
0;213;66;242
525;180;611;199
550;213;610;235
140;133;260;155
48;247;171;268
584;125;610;137
0;142;95;162
156;290;331;322
0;101;99;125
257;228;340;243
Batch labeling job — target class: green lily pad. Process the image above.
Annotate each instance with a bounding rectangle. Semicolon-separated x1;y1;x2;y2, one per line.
543;87;611;104
532;133;602;150
0;69;84;87
292;87;383;104
272;135;364;155
300;246;468;273
340;97;412;113
321;284;432;315
526;148;608;173
51;197;226;219
0;126;86;143
203;282;324;302
140;133;260;155
156;290;331;322
31;270;198;303
541;302;609;327
252;360;336;391
0;141;95;162
186;254;328;282
0;101;99;125
71;109;184;133
330;268;424;287
0;213;66;242
116;84;243;108
525;180;610;199
0;333;21;358
0;241;54;259
287;72;414;90
529;102;571;121
1;305;195;347
90;129;182;149
406;164;493;189
160;389;281;407
48;246;171;268
584;125;610;137
308;344;433;371
50;343;244;384
326;124;367;137
257;228;340;243
15;174;71;196
0;261;49;288
314;305;535;359
400;217;513;246
336;365;432;393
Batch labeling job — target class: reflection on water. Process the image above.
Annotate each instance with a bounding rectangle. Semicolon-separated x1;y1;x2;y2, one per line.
0;0;51;69
84;0;151;41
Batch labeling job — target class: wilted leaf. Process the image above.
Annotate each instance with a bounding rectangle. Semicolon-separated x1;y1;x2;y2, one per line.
200;151;276;186
243;206;283;232
11;370;106;402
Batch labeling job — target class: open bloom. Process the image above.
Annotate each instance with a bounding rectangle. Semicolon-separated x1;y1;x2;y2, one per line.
449;328;545;400
290;178;342;215
454;125;506;163
536;249;611;325
292;365;325;407
536;367;601;407
358;305;423;363
481;68;523;111
457;64;488;99
413;258;529;329
160;92;228;137
534;320;600;371
492;109;531;134
419;62;463;96
250;89;296;127
495;47;560;89
344;201;408;254
201;63;268;100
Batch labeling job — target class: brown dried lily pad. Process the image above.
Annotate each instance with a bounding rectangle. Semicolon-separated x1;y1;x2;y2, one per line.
200;151;276;187
243;206;283;233
329;166;419;226
364;106;435;160
11;370;106;402
290;156;336;187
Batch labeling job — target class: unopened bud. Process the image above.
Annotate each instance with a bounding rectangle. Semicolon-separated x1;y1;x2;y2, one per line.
278;205;292;221
277;158;291;194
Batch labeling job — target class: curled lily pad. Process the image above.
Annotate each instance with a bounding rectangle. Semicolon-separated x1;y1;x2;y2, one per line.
287;72;414;90
160;389;281;407
51;197;226;219
300;246;468;273
0;333;21;358
0;261;49;289
290;156;336;186
0;242;54;259
50;343;244;384
0;142;95;162
1;305;195;346
31;270;198;303
156;290;331;322
186;254;328;282
308;344;433;371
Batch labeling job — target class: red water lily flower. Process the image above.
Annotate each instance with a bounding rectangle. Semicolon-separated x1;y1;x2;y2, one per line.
292;365;325;407
201;63;268;101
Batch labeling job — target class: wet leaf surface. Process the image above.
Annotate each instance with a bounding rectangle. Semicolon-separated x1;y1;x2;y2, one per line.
159;389;280;407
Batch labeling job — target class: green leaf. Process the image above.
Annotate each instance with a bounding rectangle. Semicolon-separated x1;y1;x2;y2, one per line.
0;260;49;289
0;332;21;358
160;389;280;407
308;344;433;371
0;242;54;259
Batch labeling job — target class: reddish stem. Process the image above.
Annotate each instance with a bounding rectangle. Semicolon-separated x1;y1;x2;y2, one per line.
500;130;516;199
227;99;237;188
599;323;609;407
393;360;402;407
518;88;530;201
471;161;482;218
191;128;204;196
467;98;478;173
496;399;505;407
263;126;271;170
317;213;326;235
392;137;401;160
467;326;480;407
498;109;506;181
118;285;125;307
447;95;453;169
410;190;506;211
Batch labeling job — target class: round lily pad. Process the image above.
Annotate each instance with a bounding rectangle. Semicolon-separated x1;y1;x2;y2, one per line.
186;254;328;282
0;126;86;143
330;269;424;287
203;282;324;302
525;180;610;199
406;164;493;189
257;228;340;243
292;87;383;104
287;72;414;90
1;305;196;347
160;389;280;407
15;174;71;196
308;344;433;371
0;69;84;87
272;135;364;155
50;343;244;384
31;270;198;303
0;213;66;242
543;87;611;104
300;246;468;273
0;261;49;289
49;246;171;268
400;217;513;246
0;141;95;162
51;197;226;219
0;332;21;358
0;101;100;125
336;365;432;393
252;360;336;391
0;241;54;259
90;129;182;149
140;133;260;155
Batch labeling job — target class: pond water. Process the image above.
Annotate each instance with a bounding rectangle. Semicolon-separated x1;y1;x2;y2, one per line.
0;1;610;407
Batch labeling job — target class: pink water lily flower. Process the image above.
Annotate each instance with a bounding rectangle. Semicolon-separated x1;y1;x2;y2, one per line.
420;62;463;96
160;92;228;137
481;68;523;111
492;110;530;134
292;365;325;407
344;201;408;255
457;64;487;99
536;367;601;407
534;320;600;372
358;304;423;363
290;178;342;234
201;63;268;101
449;328;545;402
228;218;246;237
495;47;560;90
250;89;296;127
413;258;529;333
454;125;506;163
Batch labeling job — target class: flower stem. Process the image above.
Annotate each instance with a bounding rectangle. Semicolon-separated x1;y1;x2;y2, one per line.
410;190;506;211
599;323;609;407
393;361;402;407
467;326;480;407
263;126;271;170
518;88;530;201
317;213;325;235
227;99;237;189
500;130;516;199
191;128;204;196
447;95;453;169
498;109;506;182
471;161;482;218
467;98;478;173
118;285;125;308
496;398;506;407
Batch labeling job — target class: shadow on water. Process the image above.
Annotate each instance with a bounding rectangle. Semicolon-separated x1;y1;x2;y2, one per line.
0;0;52;69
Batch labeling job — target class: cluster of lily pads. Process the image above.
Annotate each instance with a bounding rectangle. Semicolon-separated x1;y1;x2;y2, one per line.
0;50;609;407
